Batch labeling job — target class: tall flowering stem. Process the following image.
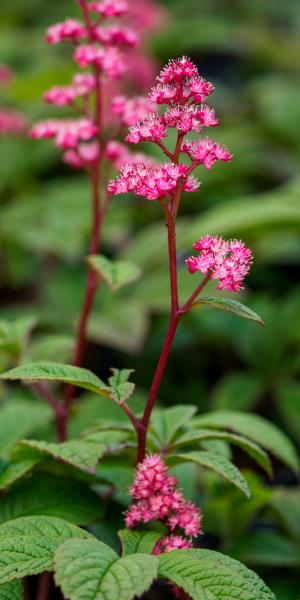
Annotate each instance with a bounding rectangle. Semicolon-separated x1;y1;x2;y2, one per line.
29;0;159;441
109;56;253;463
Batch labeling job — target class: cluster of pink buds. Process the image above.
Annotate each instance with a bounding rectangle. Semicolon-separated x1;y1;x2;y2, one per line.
29;0;161;171
186;235;252;292
125;454;202;553
108;55;232;203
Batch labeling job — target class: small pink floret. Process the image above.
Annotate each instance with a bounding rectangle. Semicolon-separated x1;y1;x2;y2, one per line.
182;137;232;169
88;0;128;17
125;113;166;144
112;95;156;127
74;45;125;79
153;535;192;555
46;19;86;44
93;25;139;48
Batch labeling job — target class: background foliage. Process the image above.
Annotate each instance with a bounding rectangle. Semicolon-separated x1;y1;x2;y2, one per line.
1;0;300;598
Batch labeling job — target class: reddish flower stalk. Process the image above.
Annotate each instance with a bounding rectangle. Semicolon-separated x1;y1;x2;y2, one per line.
30;0;160;440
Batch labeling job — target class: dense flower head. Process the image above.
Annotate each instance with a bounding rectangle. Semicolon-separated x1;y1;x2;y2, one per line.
186;235;252;292
74;45;125;79
93;25;138;48
149;75;214;106
162;104;218;134
112;95;156;127
125;113;166;144
44;74;96;107
46;19;86;44
158;56;198;83
29;118;98;150
182;138;232;169
108;161;199;200
88;0;128;17
63;141;100;169
125;454;202;554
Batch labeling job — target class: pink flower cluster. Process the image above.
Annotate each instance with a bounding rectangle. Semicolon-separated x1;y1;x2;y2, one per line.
30;118;98;150
108;162;199;200
109;56;232;204
186;235;252;292
125;454;202;554
112;95;156;127
46;19;86;44
44;74;96;106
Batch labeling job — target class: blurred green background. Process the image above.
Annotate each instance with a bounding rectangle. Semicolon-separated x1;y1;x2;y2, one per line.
1;0;300;598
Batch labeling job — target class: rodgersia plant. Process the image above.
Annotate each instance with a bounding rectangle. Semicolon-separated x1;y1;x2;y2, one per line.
0;10;298;600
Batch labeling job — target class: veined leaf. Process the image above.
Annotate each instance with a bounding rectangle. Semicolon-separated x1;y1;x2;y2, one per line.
118;530;161;557
0;401;52;457
0;473;103;525
192;297;264;326
0;516;89;584
0;362;110;397
0;581;23;600
169;451;250;496
0;459;39;491
18;437;112;473
158;548;275;599
107;369;135;405
191;410;299;472
150;405;198;446
172;429;272;475
87;255;141;291
229;531;300;567
54;538;159;600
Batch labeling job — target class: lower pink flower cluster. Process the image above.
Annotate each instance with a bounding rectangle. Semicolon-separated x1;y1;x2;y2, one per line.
186;235;252;292
108;162;199;200
125;454;202;554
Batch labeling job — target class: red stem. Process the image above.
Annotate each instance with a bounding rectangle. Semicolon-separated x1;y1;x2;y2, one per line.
36;572;52;600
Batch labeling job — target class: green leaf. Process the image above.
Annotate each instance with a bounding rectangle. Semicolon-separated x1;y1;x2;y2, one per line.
118;530;161;557
212;372;263;411
0;516;89;584
87;255;141;291
169;451;250;497
54;538;159;600
0;581;23;600
0;401;52;457
0;316;37;357
107;368;135;405
229;531;300;567
18;437;112;473
192;410;299;472
172;429;272;475
158;548;275;599
0;459;39;491
270;488;300;538
192;297;264;326
0;362;110;397
0;473;103;525
150;405;197;447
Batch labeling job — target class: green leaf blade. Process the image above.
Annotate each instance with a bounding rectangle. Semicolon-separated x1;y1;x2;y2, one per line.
87;255;141;291
193;297;264;325
0;362;109;397
169;451;250;497
54;538;159;600
158;548;276;600
0;581;23;600
118;530;161;557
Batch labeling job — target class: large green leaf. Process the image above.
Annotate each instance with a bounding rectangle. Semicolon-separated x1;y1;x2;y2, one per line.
54;538;159;600
158;548;275;599
192;297;264;326
87;255;141;291
0;316;37;357
0;362;110;397
0;516;89;584
0;401;52;457
169;451;250;496
191;410;299;472
17;434;125;473
172;429;272;475
0;473;103;525
118;530;161;557
0;459;39;491
0;581;23;600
